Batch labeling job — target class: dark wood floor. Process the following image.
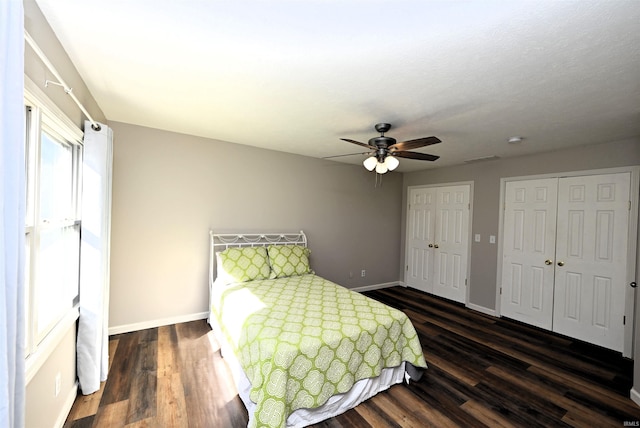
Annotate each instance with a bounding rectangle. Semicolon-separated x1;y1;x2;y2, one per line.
64;286;640;427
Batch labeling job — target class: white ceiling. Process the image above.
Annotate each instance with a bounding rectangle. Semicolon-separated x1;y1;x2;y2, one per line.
36;0;640;172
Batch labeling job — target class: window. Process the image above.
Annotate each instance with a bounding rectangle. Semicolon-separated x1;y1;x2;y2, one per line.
24;85;83;372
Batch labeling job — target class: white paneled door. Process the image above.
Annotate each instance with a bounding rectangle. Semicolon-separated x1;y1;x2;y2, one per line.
501;172;632;352
406;187;436;293
501;178;558;329
406;185;470;304
553;173;630;351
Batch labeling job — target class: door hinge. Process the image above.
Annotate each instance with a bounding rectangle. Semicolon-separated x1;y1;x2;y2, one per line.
406;265;409;271
624;315;626;325
500;287;502;295
465;278;468;285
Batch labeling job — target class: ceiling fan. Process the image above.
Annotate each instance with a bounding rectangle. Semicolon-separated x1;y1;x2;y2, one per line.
336;123;441;174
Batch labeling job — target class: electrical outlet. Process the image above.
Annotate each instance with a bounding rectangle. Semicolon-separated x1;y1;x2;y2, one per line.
361;270;366;277
489;235;496;244
55;372;61;397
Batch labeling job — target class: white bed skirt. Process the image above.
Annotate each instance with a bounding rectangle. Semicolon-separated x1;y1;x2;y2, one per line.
208;317;406;427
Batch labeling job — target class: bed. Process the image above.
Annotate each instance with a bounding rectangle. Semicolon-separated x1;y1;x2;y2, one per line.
208;231;427;428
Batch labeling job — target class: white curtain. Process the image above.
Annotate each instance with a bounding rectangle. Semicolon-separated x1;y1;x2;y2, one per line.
0;1;26;426
77;121;113;395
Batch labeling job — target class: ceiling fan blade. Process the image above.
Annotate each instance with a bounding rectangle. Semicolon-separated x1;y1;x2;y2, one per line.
340;138;374;149
394;151;440;161
323;152;370;159
390;136;441;151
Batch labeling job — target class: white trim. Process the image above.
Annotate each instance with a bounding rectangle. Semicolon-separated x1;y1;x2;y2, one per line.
467;302;497;317
25;307;79;384
108;311;209;336
351;281;400;293
630;387;640;408
54;381;78;428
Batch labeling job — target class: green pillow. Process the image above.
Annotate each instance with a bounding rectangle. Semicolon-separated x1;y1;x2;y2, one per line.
268;245;312;278
217;246;271;283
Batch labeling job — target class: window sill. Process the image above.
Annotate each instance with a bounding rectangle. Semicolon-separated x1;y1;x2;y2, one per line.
25;306;79;384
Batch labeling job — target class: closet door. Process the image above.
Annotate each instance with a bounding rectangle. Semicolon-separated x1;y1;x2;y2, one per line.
500;179;558;330
406;184;470;304
553;173;630;352
406;187;437;293
432;185;470;303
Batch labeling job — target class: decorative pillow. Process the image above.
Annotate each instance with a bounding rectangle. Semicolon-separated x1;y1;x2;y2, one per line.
216;246;271;283
268;245;312;278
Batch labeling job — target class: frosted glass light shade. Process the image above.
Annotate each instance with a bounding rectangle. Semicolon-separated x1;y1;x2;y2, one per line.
375;162;388;174
385;156;399;171
363;156;377;171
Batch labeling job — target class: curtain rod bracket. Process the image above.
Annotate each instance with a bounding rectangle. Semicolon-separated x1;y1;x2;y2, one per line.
45;79;74;95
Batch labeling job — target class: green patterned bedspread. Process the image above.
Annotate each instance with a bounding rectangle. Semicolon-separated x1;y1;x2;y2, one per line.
212;274;427;428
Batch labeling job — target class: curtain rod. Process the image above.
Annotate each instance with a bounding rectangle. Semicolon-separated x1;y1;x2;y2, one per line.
24;30;101;131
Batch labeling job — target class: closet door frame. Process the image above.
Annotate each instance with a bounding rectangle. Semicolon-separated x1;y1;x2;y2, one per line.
496;166;639;358
405;181;474;305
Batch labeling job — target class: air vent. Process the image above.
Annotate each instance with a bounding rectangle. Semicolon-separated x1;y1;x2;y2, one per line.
463;155;500;164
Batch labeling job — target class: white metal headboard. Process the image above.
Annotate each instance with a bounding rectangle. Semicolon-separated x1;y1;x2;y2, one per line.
208;230;307;286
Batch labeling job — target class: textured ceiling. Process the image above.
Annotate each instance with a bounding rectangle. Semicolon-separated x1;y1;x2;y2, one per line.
35;0;640;172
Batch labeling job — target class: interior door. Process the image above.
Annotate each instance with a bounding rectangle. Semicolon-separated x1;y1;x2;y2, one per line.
552;173;630;352
501;178;558;329
432;185;470;303
406;187;436;293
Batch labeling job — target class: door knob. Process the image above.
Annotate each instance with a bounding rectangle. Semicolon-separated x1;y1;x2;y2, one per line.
545;259;553;265
434;244;439;248
428;244;433;248
557;261;565;266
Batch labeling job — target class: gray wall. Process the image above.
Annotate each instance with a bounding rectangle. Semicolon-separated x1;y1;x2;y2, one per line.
402;137;640;310
23;1;106;427
108;121;403;331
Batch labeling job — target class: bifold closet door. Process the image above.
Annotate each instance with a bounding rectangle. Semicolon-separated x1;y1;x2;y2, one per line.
552;173;630;352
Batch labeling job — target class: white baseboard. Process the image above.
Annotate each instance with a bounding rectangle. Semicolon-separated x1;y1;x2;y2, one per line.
55;381;78;428
109;311;209;335
631;387;640;407
466;302;497;317
351;281;400;293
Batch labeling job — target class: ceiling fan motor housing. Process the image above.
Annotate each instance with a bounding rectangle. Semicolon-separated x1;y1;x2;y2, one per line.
368;136;396;149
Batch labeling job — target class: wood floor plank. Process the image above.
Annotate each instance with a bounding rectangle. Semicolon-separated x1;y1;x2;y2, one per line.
157;324;180;378
157;374;187;427
126;333;158;424
100;333;139;405
460;399;519;428
65;286;640;428
91;399;129;427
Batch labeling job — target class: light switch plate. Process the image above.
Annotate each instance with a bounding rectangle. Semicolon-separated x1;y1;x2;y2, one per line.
474;234;481;242
489;235;496;244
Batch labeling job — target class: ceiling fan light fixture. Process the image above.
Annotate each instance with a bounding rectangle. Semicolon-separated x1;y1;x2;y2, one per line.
384;155;399;171
375;161;389;174
363;156;377;171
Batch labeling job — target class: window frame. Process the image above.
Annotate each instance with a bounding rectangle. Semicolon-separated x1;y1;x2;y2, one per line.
24;77;84;382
